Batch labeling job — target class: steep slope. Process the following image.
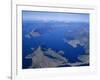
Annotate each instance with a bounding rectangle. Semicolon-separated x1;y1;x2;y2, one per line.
25;46;68;68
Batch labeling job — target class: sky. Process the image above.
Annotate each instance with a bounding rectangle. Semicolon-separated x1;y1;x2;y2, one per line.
22;10;89;23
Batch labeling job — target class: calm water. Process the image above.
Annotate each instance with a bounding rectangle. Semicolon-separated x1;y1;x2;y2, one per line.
22;21;88;69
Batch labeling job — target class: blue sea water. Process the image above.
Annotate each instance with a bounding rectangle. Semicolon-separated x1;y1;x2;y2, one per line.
22;21;89;69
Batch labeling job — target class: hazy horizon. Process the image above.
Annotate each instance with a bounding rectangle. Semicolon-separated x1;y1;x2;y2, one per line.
22;11;89;23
